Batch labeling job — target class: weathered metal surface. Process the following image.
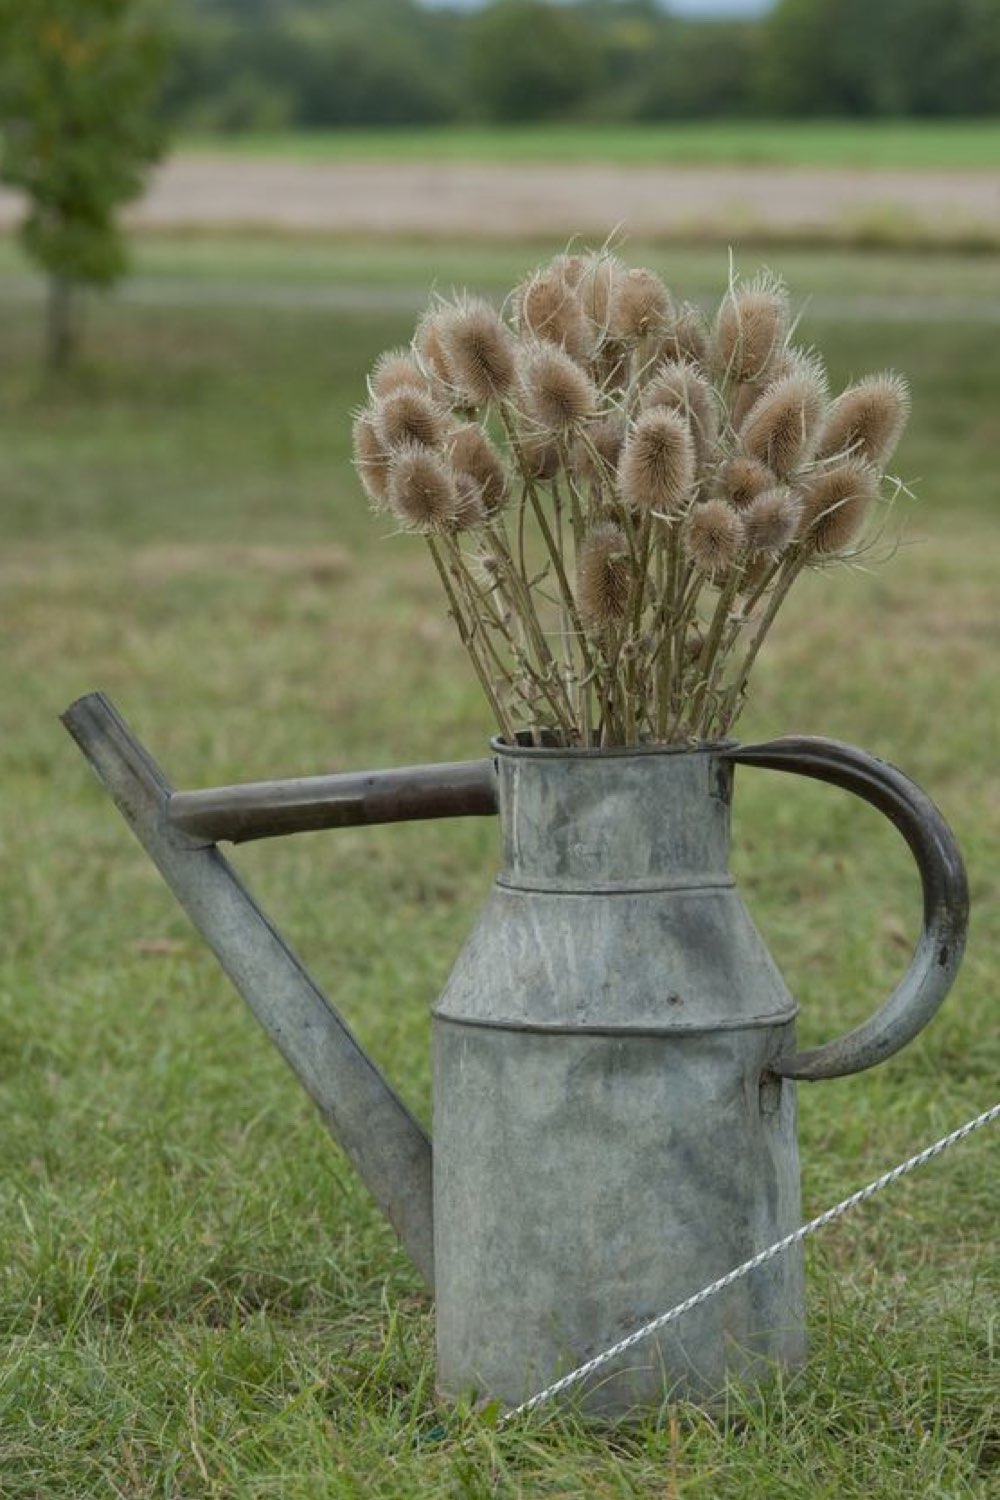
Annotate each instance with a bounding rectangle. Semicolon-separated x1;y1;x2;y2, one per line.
61;691;479;1288
726;739;969;1081
169;760;497;845
433;745;806;1412
432;737;968;1412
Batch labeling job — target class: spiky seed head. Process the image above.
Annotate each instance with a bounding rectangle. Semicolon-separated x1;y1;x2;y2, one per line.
818;372;911;467
730;377;766;432
374;386;448;451
551;251;587;288
611;267;672;340
643;360;718;466
578;253;625;332
518;431;561;481
450;473;487;533
718;454;775;510
577;522;631;631
656;302;710;370
570;413;625;486
740;553;774;596
713;272;790;384
743;487;801;558
519;341;600;431
798;459;880;555
618;408;696;514
683;499;745;577
437;298;516;406
593;338;631;395
352;410;390;508
732;347;829;433
370;348;427;400
386;443;464;532
515;270;591;361
414;307;453;385
775;344;830;390
741;369;828;480
448;423;509;517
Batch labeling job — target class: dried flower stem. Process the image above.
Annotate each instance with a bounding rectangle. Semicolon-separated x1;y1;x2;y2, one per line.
425;536;515;741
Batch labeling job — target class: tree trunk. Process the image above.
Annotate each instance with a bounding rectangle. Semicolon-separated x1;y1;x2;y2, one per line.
46;276;79;372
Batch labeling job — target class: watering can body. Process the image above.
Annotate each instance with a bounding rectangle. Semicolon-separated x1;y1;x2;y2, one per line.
434;745;806;1410
63;695;969;1417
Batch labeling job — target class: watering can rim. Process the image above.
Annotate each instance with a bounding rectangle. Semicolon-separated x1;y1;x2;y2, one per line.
491;735;739;761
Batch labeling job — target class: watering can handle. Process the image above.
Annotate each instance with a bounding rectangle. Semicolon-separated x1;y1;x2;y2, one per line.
724;737;969;1082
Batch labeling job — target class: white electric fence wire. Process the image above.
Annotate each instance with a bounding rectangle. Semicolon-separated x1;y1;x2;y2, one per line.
501;1099;1000;1425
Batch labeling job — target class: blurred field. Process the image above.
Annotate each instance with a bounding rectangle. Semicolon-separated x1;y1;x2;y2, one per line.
1;237;998;1496
184;120;1000;171
6;135;1000;246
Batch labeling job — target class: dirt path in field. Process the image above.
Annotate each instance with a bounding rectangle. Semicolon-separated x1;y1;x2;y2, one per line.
1;155;999;240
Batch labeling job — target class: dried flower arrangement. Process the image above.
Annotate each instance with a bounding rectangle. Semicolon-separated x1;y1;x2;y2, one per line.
353;250;910;748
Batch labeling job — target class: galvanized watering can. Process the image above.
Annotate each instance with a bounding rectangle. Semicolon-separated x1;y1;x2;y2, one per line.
64;693;968;1415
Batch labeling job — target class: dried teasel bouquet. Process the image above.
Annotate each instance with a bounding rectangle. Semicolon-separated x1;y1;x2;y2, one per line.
353;251;910;747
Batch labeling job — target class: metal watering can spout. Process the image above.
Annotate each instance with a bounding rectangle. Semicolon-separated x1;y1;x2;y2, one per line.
62;692;499;1288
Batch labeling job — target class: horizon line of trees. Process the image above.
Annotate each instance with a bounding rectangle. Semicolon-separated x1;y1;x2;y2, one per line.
164;0;1000;132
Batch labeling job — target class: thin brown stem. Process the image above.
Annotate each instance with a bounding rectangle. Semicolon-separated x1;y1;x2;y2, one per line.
426;536;515;740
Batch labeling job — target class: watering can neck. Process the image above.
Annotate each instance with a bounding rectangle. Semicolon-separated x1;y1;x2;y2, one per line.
493;741;736;894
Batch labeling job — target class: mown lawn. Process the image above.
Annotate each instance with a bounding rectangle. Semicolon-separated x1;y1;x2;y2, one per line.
183;119;1000;171
0;239;998;1496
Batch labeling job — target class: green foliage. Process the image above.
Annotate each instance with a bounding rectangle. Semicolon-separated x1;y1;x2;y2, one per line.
158;0;1000;131
464;0;599;122
165;0;459;131
0;0;168;290
763;0;1000;117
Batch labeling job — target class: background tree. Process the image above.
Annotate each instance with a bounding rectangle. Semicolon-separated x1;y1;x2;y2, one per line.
465;0;600;122
0;0;169;370
761;0;1000;116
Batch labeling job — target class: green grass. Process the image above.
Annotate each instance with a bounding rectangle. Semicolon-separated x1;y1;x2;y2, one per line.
184;119;1000;171
3;231;1000;308
1;242;999;1495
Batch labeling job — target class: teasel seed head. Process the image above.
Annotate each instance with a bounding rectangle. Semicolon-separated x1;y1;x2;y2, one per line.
656;302;711;370
740;553;775;595
517;430;561;481
519;341;600;431
618;407;696;515
374;385;449;451
643;359;718;466
450;473;488;533
370;347;427;400
515;270;592;362
551;251;587;288
570;412;625;486
818;371;911;467
578;253;625;333
611;267;672;340
352;409;390;508
741;368;828;480
448;423;509;517
683;498;745;578
732;344;829;432
743;487;801;558
718;454;775;510
414;307;454;386
798;459;880;556
386;443;464;532
713;271;790;384
438;297;516;407
577;521;632;631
